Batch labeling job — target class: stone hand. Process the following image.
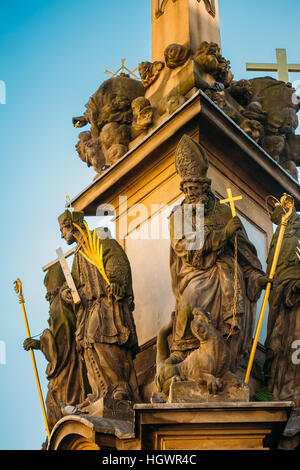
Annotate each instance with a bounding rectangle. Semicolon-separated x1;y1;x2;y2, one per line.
257;276;274;289
72;116;88;128
225;216;243;239
60;287;73;304
108;282;125;299
23;338;40;351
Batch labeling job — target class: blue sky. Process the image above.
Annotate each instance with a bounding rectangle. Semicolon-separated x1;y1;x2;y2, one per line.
0;0;299;450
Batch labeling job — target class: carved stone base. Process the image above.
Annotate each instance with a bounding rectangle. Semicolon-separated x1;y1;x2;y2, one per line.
169;373;250;403
81;397;134;422
48;401;293;450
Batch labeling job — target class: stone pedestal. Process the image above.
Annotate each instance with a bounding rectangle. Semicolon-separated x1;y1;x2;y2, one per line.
79;397;134;422
48;401;293;450
134;401;293;450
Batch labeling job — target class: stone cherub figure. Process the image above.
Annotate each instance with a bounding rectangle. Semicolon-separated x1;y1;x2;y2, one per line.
23;263;88;431
73;74;146;172
138;61;164;88
194;41;233;87
205;74;300;180
131;96;153;139
58;210;141;410
155;136;268;399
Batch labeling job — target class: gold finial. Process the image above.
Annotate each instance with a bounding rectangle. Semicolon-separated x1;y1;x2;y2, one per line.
104;58;139;80
14;278;24;303
14;277;50;439
280;193;294;217
65;194;73;219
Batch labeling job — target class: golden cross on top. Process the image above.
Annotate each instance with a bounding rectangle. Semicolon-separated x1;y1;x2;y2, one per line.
219;188;242;217
246;48;300;83
104;59;139;80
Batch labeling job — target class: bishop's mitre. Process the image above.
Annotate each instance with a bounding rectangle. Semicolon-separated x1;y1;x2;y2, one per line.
175;134;210;185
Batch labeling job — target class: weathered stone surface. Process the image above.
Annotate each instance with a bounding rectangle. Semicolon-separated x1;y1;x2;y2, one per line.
131;96;153;138
138;61;165;87
169;373;250;403
23;263;88;432
100;121;131;164
73;74;145;171
164;43;190;69
57;210;141;410
154;135;266;403
220;76;300;180
264;204;300;410
77;396;134;422
151;0;221;64
194;41;233;87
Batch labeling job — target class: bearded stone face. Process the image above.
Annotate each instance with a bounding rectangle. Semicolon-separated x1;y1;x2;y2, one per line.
59;219;76;245
182;181;210;205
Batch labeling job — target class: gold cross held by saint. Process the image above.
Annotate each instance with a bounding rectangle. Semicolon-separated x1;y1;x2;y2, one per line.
246;48;300;83
219;188;242;217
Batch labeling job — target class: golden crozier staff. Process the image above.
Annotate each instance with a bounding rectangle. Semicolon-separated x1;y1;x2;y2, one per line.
245;193;295;384
14;279;50;440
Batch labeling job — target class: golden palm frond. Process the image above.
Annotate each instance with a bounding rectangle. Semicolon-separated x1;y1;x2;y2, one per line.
73;221;110;285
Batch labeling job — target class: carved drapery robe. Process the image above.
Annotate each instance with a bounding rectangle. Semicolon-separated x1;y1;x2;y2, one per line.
169;195;264;371
72;236;140;402
264;212;300;408
40;278;87;431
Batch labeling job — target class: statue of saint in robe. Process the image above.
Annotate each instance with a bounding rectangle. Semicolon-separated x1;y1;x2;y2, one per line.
264;204;300;408
58;210;140;407
24;263;88;431
167;135;266;372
